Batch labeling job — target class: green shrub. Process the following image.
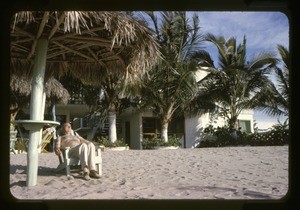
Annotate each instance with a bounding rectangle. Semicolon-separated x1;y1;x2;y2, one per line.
141;138;158;149
142;135;180;149
197;122;289;148
94;136;127;147
197;125;236;148
248;123;289;146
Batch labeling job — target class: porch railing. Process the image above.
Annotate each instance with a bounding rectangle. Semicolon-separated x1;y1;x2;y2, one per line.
72;114;101;131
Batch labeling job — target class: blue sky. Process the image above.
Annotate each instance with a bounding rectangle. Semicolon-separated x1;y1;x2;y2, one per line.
192;11;289;129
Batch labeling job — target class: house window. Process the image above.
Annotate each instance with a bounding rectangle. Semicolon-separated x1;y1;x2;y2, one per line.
169;116;184;136
142;117;185;139
238;120;251;133
142;117;161;138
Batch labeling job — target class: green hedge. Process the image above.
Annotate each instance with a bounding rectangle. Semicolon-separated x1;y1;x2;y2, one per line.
197;123;289;148
93;136;127;147
142;135;181;149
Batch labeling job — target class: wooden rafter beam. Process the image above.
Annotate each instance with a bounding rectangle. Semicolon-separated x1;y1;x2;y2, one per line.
51;26;105;41
47;42;94;58
68;36;113;44
52;41;95;61
27;12;49;59
11;44;31;53
63;37;119;48
47;49;70;59
48;13;66;40
13;27;35;39
87;47;106;66
11;37;34;44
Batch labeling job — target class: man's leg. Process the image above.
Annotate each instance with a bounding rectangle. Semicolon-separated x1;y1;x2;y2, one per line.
69;144;90;180
86;142;96;171
86;142;100;178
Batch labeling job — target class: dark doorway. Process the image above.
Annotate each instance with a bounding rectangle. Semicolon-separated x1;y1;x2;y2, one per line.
125;121;130;146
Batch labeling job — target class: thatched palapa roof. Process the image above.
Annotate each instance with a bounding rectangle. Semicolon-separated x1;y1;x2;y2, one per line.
10;11;160;86
44;77;70;104
10;74;70;104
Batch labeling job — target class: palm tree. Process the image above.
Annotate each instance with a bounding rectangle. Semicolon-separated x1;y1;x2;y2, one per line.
253;44;289;121
197;33;278;139
60;71;139;143
91;74;138;143
139;11;209;142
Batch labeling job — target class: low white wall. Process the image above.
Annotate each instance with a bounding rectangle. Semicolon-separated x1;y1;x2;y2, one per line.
184;110;253;148
121;111;141;150
184;114;202;148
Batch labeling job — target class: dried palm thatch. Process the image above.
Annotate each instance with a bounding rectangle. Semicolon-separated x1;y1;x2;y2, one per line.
10;11;160;86
45;77;70;104
10;74;31;96
10;74;70;104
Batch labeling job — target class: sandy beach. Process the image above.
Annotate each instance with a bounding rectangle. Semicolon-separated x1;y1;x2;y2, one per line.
9;146;288;200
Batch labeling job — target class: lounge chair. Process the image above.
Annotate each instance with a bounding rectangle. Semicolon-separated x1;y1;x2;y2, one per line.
14;127;55;154
54;130;102;177
10;130;18;154
40;127;56;153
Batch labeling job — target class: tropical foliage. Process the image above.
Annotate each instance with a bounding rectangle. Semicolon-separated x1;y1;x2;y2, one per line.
197;33;278;138
197;121;289;148
11;11;289;148
142;135;181;149
253;44;289;120
93;136;128;147
138;11;214;142
59;72;137;143
90;73;141;143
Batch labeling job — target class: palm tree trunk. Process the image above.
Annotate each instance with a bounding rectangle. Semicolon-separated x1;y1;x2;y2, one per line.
229;115;238;140
51;103;56;121
108;111;117;143
161;122;168;143
161;105;175;142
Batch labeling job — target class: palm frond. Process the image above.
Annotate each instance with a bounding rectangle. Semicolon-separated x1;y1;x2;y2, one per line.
205;33;228;68
247;51;278;70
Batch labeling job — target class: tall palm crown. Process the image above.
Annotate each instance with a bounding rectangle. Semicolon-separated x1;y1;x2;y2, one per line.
198;33;278;132
139;11;206;142
254;44;289;119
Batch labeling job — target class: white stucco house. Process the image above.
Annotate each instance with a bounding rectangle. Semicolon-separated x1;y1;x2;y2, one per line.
56;106;254;150
182;67;254;148
183;109;254;148
114;107;253;149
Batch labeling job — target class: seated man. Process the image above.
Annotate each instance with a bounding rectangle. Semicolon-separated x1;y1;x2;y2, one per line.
55;122;101;181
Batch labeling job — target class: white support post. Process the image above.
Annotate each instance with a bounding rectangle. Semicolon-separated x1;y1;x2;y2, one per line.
37;91;46;153
27;38;48;187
